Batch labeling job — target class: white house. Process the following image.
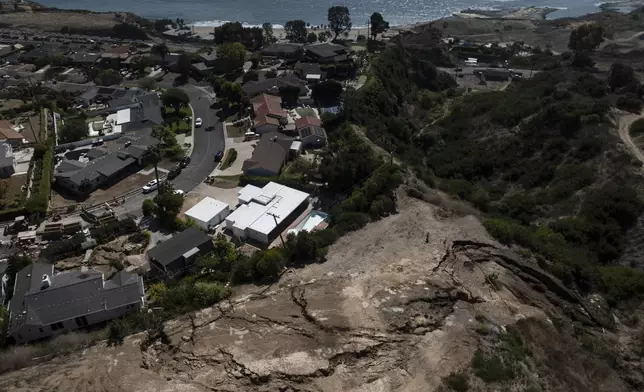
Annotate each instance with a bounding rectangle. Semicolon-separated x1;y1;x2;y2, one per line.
185;197;231;230
225;182;309;244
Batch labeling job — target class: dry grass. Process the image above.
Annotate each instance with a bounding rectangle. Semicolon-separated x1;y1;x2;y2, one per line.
0;331;104;374
0;174;27;207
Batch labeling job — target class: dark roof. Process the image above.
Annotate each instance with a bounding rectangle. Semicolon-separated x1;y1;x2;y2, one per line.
299;125;327;139
242;131;292;174
69;52;100;64
261;43;303;56
8;263;143;333
192;62;212;72
304;43;348;59
198;51;217;62
95;152;136;178
147;227;211;267
294;62;322;76
85;148;107;160
242;75;307;97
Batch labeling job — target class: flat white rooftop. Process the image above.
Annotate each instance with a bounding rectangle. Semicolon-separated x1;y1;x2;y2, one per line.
226;182;309;236
116;108;131;125
186;197;229;222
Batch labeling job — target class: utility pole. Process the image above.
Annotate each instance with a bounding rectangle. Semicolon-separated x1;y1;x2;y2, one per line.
267;212;285;246
367;19;370;41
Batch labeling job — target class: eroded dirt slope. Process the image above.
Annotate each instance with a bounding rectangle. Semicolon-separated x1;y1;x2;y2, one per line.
0;194;630;392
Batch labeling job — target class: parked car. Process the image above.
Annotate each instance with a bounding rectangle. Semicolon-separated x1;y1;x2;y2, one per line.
214;150;224;162
167;165;182;179
195;117;203;127
124;141;132;147
142;179;159;193
173;189;185;197
180;156;191;168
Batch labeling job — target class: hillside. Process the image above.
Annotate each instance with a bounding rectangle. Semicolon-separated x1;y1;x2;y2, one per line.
0;193;639;392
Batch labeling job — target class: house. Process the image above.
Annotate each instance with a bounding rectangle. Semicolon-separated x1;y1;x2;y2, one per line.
192;62;215;77
242;75;308;98
7;263;145;344
147;53;181;72
100;45;131;68
242;131;293;177
185;197;231;230
0;120;24;147
260;43;304;59
294;62;324;84
304;43;351;64
251;94;288;134
298;125;328;149
54;130;159;195
0;143;15;178
68;52;101;66
225;182;310;244
197;50;218;66
147;227;213;277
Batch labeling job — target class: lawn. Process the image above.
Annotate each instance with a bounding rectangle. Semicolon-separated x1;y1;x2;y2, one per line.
164;105;191;118
0;174;28;208
165;120;191;134
225;124;246;138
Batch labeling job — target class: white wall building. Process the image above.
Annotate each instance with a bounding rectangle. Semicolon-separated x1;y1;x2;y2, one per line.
225;182;310;244
185;197;231;230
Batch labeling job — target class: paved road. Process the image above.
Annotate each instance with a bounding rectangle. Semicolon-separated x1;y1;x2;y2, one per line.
437;66;538;78
111;84;224;218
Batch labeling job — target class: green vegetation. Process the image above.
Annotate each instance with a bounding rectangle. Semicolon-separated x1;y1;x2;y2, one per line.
630;118;644;137
471;328;529;383
370;12;389;40
58;115;88;144
220;148;237;170
328;6;352;40
213;22;264;51
141;183;185;229
161;88;190;112
442;372;469;391
284;20;307;43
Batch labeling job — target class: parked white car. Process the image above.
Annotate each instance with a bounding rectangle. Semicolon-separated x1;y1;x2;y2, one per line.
173;189;185;197
195;117;203;127
142;179;159;193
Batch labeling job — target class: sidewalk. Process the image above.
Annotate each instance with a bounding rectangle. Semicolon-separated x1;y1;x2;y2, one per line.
182;103;196;157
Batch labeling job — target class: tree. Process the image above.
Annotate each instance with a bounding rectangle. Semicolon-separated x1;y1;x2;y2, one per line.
151;43;169;64
243;70;259;83
132;56;153;76
154;183;184;228
262;22;275;44
568;23;604;52
279;85;300;107
609;63;637;91
219;81;244;104
59;116;89;143
161;88;190;111
328;6;351;40
285;20;307;43
218;42;246;72
138;77;157;90
176;53;192;79
370;12;389;40
94;69;122;86
307;32;318;43
311;80;343;105
214;22;263;50
142;198;156;217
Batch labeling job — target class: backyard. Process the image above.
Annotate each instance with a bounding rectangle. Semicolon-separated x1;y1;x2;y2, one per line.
0;174;28;209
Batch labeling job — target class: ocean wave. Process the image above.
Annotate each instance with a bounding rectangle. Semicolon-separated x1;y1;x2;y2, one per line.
190;20;285;28
190;20;369;30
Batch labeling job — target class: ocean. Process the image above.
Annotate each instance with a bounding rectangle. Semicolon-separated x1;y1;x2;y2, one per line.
35;0;610;27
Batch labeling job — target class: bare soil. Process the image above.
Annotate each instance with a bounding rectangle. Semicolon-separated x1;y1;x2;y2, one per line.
0;192;633;391
0;11;126;33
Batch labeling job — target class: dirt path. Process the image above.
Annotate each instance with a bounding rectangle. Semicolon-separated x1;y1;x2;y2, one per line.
616;110;644;165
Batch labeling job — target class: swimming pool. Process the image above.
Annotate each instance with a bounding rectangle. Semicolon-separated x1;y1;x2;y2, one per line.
290;210;328;234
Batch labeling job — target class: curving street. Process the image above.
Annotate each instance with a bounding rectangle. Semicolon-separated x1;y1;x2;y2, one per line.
111;83;224;217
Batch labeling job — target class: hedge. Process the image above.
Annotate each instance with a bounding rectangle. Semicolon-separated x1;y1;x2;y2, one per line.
26;141;53;214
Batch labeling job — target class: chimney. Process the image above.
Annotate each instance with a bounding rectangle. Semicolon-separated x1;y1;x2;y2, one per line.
41;274;51;290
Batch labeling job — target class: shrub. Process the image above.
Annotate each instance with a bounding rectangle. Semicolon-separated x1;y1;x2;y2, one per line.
220;148;238;170
142;199;156;217
617;93;643;113
471;350;514;383
599;265;644;306
442;372;469;391
630;118;644;137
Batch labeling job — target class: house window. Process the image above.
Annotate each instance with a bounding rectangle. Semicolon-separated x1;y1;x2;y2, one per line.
50;321;64;331
74;316;89;327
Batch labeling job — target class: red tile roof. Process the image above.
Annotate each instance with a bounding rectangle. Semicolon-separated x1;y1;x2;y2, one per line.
295;116;321;130
251;94;287;128
0;121;23;141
